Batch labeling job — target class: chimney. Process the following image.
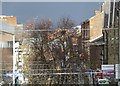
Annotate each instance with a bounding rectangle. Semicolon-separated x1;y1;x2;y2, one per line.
95;10;101;15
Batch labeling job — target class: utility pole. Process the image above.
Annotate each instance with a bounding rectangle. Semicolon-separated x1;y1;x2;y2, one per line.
119;0;120;64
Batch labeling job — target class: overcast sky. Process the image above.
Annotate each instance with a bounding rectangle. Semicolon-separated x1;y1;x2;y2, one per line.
2;2;102;25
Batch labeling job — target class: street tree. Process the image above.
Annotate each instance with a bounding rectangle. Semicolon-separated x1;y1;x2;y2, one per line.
22;17;89;84
23;18;54;84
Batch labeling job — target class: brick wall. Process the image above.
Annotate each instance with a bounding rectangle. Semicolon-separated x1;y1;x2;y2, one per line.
89;11;104;40
90;45;103;69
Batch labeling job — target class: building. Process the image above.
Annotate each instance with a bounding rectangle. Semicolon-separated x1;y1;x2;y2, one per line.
103;0;119;64
0;15;17;83
0;15;17;26
89;35;104;69
0;22;15;83
81;9;104;69
81;10;104;41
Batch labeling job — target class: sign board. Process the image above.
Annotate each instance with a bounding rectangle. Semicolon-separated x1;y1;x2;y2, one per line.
98;79;110;84
115;64;120;79
101;65;114;75
102;70;114;75
102;65;114;70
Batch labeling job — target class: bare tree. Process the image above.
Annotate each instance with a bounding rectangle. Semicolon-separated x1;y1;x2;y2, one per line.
23;18;54;84
22;17;88;84
57;16;75;29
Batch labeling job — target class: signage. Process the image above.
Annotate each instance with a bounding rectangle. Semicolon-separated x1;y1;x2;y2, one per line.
101;65;114;70
115;64;120;79
102;70;114;75
98;79;110;84
101;65;114;75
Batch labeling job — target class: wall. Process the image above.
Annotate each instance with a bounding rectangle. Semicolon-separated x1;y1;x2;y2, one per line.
0;16;17;26
89;11;104;40
90;45;103;69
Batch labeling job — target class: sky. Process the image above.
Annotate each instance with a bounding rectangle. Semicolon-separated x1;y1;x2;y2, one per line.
1;0;104;2
2;2;102;25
